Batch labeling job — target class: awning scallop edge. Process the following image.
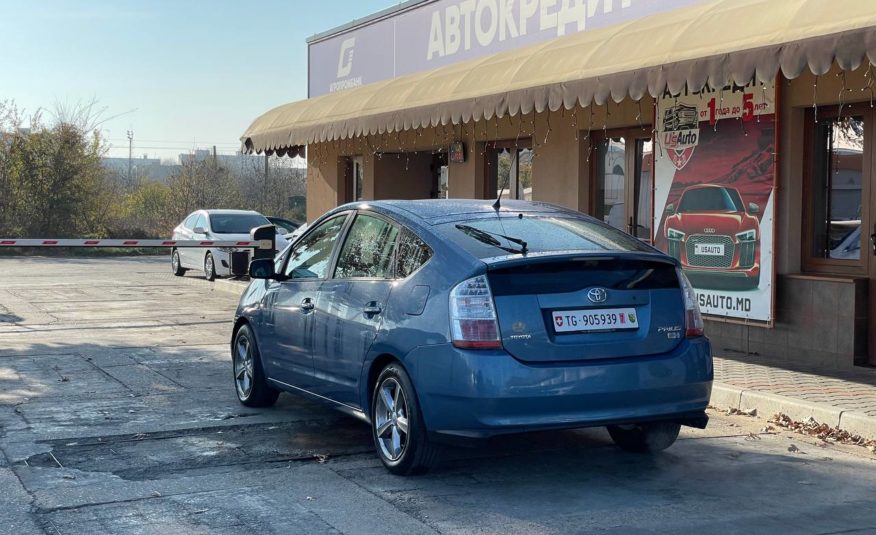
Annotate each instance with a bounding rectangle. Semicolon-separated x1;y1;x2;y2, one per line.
242;0;876;155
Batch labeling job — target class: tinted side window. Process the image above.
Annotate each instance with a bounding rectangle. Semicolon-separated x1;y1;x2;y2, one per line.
394;228;432;278
284;215;347;279
334;214;399;279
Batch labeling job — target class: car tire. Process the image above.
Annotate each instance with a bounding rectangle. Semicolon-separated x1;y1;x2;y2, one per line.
204;252;216;281
171;249;187;276
607;422;681;453
232;324;279;408
371;363;439;475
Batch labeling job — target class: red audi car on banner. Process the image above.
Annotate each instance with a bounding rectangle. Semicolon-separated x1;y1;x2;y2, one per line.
663;185;760;290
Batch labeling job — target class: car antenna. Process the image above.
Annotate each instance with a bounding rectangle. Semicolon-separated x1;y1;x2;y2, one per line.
490;179;527;255
492;183;505;212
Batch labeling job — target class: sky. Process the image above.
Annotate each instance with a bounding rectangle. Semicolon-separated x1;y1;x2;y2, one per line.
0;0;394;160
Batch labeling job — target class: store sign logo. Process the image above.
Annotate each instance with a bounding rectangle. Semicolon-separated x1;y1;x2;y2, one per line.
662;103;700;170
337;38;356;78
329;38;363;93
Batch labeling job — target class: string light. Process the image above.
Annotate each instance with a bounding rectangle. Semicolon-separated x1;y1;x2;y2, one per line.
543;110;552;145
515;110;523;149
864;63;875;108
837;71;849;125
571;105;579;142
636;99;645;131
812;74;819;123
653;99;663;158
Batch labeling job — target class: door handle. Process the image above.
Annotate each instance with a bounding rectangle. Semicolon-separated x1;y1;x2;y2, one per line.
300;297;315;312
363;302;382;316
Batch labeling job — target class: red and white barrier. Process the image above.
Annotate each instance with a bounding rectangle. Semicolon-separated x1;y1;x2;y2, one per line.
0;239;274;249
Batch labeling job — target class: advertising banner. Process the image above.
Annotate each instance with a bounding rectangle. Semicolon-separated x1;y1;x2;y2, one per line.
653;83;777;322
308;0;709;97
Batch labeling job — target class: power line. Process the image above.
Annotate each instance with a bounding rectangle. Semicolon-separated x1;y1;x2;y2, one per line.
106;138;243;145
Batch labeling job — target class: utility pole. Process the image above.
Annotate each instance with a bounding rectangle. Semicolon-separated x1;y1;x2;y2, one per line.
212;145;217;166
126;130;134;183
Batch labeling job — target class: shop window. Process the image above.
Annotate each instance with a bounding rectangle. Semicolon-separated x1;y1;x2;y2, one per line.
345;155;364;202
486;141;533;201
805;110;867;271
431;153;449;199
593;132;653;241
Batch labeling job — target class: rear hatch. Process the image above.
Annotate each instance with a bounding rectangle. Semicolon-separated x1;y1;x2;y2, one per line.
487;253;685;363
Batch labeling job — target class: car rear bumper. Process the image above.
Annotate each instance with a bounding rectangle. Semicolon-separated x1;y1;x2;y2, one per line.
212;249;250;277
405;337;713;441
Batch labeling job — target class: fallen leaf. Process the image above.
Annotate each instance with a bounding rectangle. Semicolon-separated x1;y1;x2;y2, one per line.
788;444;800;453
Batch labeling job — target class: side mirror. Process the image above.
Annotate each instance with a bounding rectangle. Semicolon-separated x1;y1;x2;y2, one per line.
748;202;760;214
250;224;277;261
664;203;675;215
249;258;276;279
193;226;207;235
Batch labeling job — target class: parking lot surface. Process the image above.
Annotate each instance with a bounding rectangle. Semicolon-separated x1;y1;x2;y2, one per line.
2;256;876;534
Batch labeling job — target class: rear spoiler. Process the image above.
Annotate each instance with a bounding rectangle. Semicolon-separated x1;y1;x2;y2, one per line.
482;250;680;271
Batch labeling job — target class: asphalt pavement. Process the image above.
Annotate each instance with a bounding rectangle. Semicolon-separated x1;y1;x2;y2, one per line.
1;256;875;535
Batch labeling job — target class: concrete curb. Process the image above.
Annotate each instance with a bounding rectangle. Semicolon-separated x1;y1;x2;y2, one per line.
712;382;876;440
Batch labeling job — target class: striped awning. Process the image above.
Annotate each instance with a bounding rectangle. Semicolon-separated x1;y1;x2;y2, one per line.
242;0;876;154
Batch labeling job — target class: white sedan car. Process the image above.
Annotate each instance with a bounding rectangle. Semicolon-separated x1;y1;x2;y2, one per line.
170;209;286;280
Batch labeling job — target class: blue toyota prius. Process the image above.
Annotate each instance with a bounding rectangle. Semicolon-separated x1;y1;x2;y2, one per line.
232;199;712;474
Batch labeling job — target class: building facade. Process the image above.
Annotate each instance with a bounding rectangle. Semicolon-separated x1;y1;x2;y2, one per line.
243;0;876;370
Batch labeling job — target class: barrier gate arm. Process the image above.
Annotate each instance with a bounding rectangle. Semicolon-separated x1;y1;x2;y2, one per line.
0;239;275;249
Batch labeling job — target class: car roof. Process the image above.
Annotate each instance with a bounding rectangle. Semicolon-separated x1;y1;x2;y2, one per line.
336;199;572;225
200;209;265;216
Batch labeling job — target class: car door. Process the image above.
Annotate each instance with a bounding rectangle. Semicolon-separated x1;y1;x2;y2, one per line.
260;213;350;389
178;212;203;268
311;212;399;406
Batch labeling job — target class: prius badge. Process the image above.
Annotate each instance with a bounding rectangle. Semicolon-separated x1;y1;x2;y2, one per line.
587;288;608;304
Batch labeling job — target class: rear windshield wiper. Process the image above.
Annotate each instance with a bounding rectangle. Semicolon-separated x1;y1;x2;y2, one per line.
455;224;528;255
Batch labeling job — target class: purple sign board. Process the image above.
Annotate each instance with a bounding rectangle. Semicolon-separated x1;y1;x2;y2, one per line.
308;0;707;97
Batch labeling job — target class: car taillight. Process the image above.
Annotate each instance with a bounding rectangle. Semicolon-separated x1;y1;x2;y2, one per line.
677;268;704;337
449;275;502;349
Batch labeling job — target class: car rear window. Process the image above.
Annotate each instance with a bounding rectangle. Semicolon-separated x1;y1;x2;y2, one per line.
209;214;270;234
437;216;652;259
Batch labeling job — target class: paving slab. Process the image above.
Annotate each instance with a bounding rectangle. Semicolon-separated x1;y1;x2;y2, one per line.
2;256;876;534
714;356;876;438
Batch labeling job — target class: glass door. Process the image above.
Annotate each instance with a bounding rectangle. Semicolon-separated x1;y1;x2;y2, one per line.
484;141;534;201
594;130;653;242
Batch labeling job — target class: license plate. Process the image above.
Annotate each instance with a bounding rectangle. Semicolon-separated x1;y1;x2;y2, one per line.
552;308;639;333
694;243;724;256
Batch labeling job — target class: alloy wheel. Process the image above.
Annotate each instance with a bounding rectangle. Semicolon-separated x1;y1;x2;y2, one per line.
205;254;215;279
234;336;254;400
374;377;409;462
172;251;180;272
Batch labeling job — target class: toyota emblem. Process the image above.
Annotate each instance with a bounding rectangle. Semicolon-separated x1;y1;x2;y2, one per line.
587;288;608;304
